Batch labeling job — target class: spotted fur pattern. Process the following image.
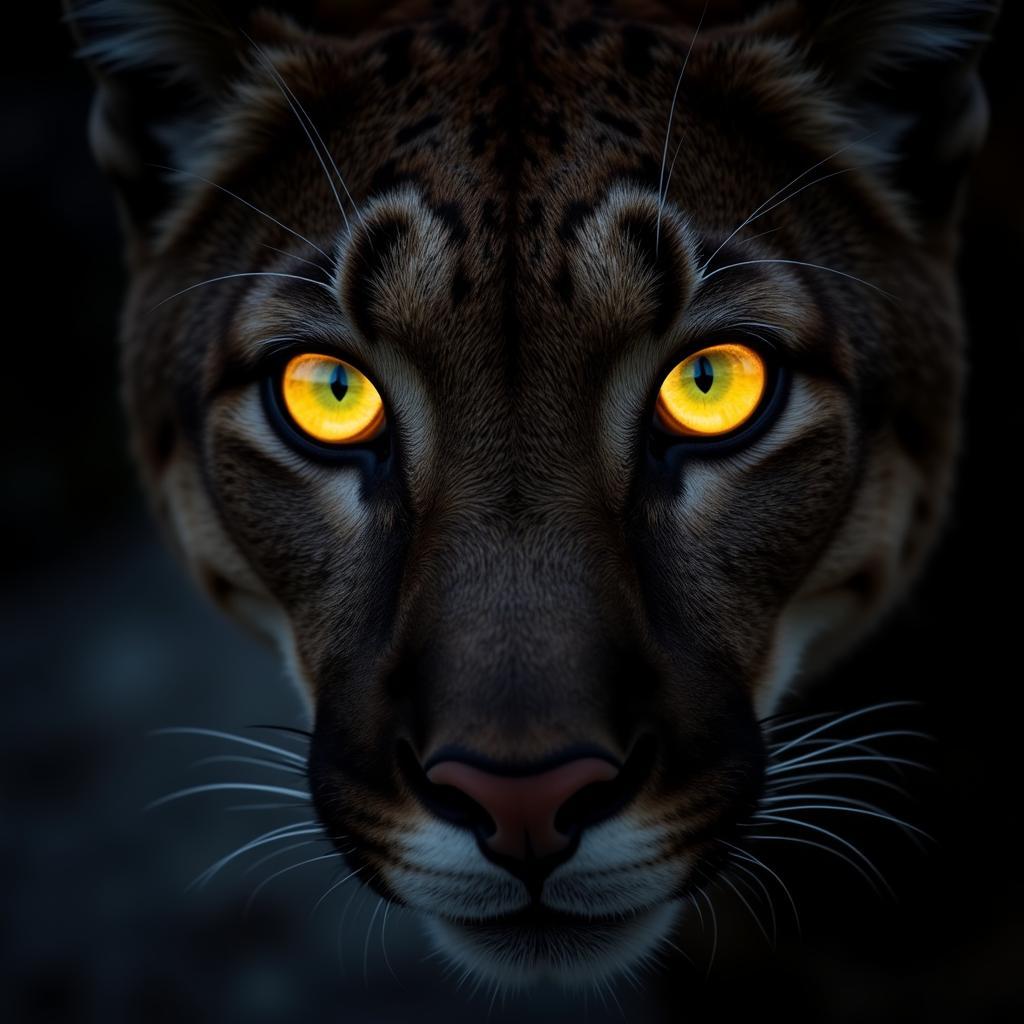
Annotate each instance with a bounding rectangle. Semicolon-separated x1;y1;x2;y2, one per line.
69;0;994;988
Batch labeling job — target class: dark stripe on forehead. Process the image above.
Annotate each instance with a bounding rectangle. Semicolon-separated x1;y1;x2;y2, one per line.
489;2;528;396
619;209;686;336
343;214;412;342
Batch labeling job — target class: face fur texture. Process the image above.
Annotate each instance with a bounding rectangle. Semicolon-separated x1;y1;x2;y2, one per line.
71;0;993;991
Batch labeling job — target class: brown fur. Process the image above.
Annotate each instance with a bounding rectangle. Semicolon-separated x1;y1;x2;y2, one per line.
69;0;995;987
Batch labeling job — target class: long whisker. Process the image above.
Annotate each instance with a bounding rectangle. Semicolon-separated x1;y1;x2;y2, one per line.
748;814;893;896
769;702;922;757
755;802;932;844
764;771;911;797
337;875;372;978
687;888;706;932
717;872;773;948
310;864;367;918
225;802;313;812
189;754;306;777
242;838;320;876
151;271;333;312
260;243;333;277
152;726;307;765
251;723;313;742
694;884;718;978
658;934;698;970
148;782;312;810
244;34;356;233
700;258;898;301
148;163;333;262
768;754;932;775
699;131;878;274
656;0;709;253
718;840;800;933
363;896;385;985
761;710;838;735
724;859;778;945
770;730;933;771
246;850;345;913
189;822;320;889
380;898;399;982
746;831;887;896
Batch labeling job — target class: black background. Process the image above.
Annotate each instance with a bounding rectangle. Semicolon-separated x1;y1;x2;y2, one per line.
2;3;1021;1021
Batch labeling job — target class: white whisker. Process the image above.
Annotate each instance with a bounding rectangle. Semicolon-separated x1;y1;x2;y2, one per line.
362;895;385;986
656;0;708;253
746;831;887;896
769;701;922;757
242;838;320;876
246;850;343;913
148;782;312;810
261;243;333;276
770;730;933;772
756;802;931;843
748;814;893;896
694;884;718;978
700;258;898;301
190;822;320;889
725;859;777;945
189;753;306;776
699;131;878;275
718;840;800;933
149;163;333;262
768;754;931;775
245;34;356;233
717;872;773;948
764;771;911;797
310;864;366;918
152;727;307;765
150;271;333;311
380;898;399;982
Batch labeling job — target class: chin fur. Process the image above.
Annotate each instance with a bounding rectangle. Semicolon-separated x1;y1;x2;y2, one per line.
423;901;682;991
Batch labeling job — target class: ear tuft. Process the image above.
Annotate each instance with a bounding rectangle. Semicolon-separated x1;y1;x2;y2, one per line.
65;0;246;88
64;1;272;243
764;0;1001;228
798;0;997;85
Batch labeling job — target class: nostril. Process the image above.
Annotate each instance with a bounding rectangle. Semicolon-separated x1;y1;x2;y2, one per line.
396;742;498;835
554;735;658;836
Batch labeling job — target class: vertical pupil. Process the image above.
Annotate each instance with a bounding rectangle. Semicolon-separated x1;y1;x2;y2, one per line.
329;364;349;402
692;355;714;394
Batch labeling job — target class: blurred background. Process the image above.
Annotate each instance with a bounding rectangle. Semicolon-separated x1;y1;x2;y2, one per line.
2;3;1021;1021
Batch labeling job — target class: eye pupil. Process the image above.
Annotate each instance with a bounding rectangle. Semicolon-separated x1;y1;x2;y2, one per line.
692;356;714;395
655;342;768;439
329;364;349;402
278;352;386;446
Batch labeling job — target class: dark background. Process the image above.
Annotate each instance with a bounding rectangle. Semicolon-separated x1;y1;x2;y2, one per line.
2;3;1021;1021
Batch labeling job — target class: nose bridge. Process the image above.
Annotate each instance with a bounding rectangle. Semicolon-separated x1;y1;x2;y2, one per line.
404;518;636;758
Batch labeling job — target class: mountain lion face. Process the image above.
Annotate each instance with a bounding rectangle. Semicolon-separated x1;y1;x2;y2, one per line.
70;0;992;988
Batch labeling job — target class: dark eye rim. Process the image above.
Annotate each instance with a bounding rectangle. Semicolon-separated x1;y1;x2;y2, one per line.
260;347;391;465
647;336;791;460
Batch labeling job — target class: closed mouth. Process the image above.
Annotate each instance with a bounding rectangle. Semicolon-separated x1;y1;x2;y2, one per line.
430;901;680;986
452;903;644;931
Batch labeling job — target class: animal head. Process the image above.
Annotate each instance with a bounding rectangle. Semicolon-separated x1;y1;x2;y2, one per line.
69;0;993;988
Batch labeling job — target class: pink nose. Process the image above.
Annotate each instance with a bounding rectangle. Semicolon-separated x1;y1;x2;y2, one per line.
426;757;619;859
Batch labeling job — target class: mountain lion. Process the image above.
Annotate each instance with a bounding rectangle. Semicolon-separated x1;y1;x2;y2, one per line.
68;0;995;990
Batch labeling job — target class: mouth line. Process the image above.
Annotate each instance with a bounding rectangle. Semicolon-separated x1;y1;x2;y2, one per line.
447;902;657;931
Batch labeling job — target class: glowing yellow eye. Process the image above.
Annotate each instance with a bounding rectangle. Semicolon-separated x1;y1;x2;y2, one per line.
280;352;385;444
655;343;767;438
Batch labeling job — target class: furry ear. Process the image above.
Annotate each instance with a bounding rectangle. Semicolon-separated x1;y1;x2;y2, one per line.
64;0;282;240
772;0;1000;227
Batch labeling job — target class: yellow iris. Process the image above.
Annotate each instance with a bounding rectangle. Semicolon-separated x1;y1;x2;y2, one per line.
281;352;385;444
655;343;767;437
